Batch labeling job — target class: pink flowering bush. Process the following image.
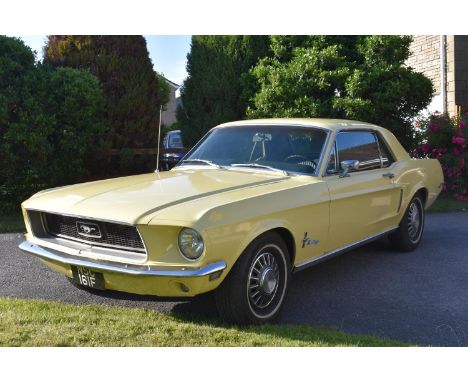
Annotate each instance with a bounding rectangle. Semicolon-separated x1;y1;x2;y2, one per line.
415;113;468;201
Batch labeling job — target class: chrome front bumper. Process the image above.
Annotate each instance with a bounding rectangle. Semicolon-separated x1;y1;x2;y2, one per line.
19;240;226;278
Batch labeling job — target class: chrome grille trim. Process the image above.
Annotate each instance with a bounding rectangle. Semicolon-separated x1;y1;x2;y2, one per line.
41;212;146;253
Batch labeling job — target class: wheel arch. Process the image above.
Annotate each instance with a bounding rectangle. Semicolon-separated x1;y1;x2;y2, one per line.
236;224;296;269
271;227;296;266
416;187;428;207
402;184;429;213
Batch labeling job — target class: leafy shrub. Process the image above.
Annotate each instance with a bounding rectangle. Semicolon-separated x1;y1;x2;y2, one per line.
247;36;434;152
0;36;106;212
415;113;468;201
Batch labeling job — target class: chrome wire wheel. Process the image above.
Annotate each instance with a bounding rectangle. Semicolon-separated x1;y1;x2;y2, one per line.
248;251;280;310
407;198;423;243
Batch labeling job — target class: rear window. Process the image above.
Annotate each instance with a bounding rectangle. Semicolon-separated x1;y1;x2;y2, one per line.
168;133;183;148
376;134;394;168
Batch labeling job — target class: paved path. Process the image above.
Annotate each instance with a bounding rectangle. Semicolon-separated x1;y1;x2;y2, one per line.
1;213;467;346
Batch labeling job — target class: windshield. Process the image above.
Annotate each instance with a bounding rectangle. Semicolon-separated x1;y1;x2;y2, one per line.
179;125;328;175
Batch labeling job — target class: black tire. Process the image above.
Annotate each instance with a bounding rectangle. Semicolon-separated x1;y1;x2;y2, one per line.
215;232;291;325
389;194;425;252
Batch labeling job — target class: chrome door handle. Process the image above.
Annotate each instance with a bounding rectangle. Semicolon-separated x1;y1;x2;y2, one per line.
383;172;395;179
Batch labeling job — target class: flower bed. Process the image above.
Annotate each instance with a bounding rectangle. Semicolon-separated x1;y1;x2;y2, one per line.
415;113;468;201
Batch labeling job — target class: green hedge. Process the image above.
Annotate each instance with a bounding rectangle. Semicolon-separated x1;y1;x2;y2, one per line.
0;36;106;213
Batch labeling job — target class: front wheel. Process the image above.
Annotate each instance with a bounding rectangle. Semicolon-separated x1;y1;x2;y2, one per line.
389;194;425;252
215;232;291;325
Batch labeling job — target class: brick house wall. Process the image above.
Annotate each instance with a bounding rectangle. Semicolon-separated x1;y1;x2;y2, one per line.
407;36;441;96
407;35;468;117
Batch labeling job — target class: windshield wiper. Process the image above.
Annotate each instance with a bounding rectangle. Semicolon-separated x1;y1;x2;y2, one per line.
179;159;221;168
230;163;289;175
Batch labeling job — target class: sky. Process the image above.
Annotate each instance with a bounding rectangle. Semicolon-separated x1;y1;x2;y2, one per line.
14;35;192;86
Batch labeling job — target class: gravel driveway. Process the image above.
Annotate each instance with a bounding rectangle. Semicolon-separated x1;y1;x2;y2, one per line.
1;212;467;346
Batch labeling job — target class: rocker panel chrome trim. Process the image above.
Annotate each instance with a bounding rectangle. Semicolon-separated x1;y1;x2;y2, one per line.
293;226;398;272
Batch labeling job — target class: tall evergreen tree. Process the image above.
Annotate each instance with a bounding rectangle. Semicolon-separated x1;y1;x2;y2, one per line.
156;72;171;111
177;35;270;146
44;36;161;149
247;35;434;150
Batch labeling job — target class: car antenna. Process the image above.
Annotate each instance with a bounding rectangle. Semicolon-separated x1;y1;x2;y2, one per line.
156;105;163;172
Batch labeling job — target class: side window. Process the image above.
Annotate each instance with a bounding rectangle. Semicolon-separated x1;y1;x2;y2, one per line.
376;135;394;168
336;132;381;172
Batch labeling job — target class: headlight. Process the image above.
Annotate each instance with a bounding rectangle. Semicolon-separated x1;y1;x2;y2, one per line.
178;228;204;260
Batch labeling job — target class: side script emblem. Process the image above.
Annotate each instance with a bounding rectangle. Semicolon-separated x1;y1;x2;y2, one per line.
76;221;102;238
302;232;319;248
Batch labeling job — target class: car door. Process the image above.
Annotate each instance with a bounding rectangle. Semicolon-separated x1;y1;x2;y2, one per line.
324;130;402;251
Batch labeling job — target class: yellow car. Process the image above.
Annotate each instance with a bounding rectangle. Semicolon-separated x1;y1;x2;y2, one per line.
20;118;443;324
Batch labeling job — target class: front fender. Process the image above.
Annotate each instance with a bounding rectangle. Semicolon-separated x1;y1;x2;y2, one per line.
200;183;330;274
237;219;295;261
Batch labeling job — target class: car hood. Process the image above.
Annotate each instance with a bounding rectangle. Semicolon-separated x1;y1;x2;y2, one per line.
23;168;291;224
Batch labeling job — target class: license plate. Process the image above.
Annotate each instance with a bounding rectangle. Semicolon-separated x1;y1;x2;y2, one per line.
71;266;105;290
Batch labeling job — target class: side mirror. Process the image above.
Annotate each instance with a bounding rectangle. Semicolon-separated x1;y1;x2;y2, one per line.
340;160;360;177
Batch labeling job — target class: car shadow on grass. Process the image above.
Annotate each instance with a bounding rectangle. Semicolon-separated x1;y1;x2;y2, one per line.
86;287;221;320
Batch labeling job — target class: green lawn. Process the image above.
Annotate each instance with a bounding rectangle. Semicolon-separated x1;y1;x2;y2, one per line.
428;194;468;213
0;297;407;346
0;212;24;233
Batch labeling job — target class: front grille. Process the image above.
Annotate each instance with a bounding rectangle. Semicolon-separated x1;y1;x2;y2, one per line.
43;213;145;252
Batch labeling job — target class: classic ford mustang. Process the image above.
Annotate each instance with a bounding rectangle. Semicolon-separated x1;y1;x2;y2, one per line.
20;118;443;324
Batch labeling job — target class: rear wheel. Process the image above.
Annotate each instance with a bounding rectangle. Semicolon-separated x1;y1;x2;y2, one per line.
215;232;291;325
389;194;425;252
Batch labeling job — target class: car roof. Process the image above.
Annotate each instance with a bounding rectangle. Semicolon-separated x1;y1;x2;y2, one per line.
216;118;386;133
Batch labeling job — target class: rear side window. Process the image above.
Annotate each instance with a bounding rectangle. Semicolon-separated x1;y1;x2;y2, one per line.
376;134;394;168
336;132;381;171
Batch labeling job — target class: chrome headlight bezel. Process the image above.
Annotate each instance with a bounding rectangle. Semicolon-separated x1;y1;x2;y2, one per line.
178;227;205;260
